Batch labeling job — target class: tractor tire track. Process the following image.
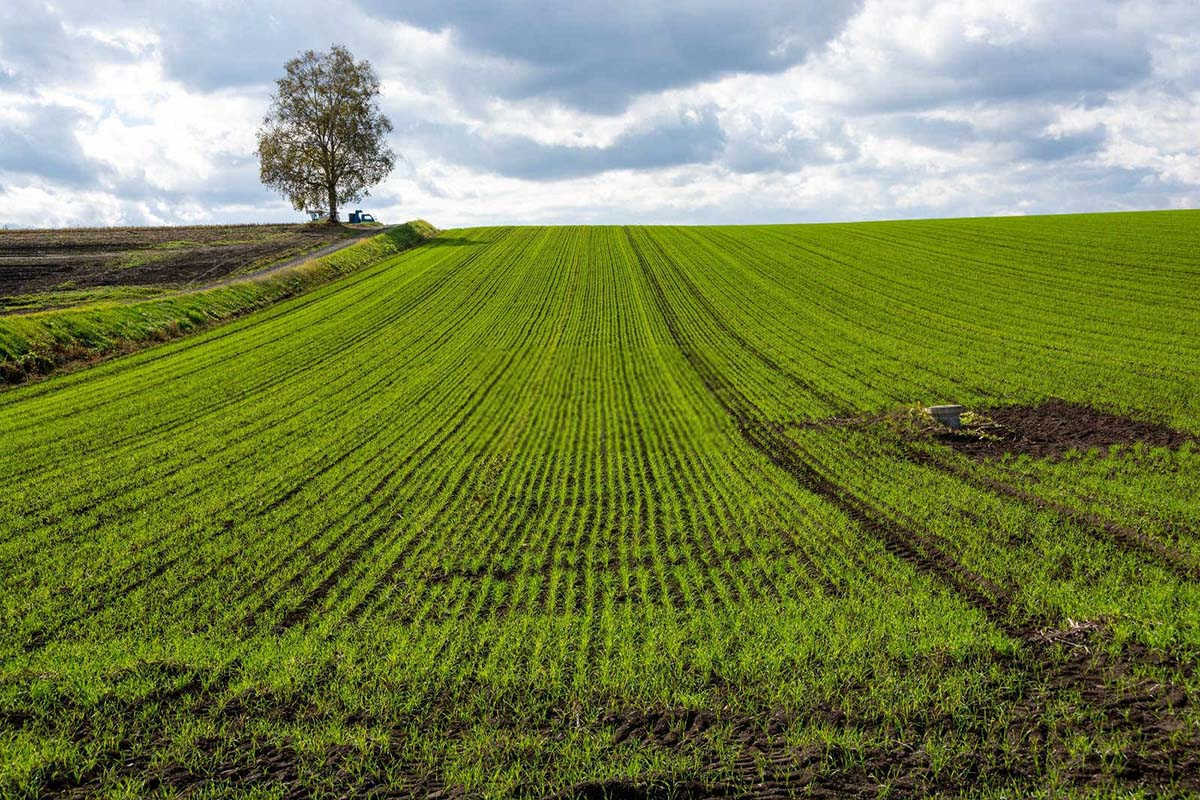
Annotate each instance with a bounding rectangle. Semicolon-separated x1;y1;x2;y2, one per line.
626;226;1019;634
901;443;1200;582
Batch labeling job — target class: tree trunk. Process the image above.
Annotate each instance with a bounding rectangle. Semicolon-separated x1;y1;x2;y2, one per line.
327;184;338;224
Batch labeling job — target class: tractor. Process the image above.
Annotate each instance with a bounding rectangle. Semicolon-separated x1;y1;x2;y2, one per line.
347;210;376;224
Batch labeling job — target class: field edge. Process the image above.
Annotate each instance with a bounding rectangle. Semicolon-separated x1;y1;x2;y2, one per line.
0;220;438;387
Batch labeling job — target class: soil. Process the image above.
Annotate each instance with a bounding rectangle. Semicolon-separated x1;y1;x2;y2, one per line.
26;618;1200;800
556;619;1200;800
0;223;363;299
930;398;1195;460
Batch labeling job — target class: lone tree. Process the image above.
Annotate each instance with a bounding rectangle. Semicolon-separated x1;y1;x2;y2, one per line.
257;45;395;223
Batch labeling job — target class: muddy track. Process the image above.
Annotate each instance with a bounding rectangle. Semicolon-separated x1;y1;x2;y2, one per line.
1;226;389;316
202;226;393;289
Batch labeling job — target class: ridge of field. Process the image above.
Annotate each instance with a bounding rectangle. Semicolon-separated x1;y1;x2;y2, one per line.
0;220;436;384
0;211;1198;798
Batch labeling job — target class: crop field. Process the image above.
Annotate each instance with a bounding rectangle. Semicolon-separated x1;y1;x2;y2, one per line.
1;211;1198;798
0;223;365;313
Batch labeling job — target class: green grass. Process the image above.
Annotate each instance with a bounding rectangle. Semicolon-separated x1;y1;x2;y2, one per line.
0;285;176;314
0;212;1198;798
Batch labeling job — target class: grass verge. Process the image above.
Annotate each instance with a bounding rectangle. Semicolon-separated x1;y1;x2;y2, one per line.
0;220;437;385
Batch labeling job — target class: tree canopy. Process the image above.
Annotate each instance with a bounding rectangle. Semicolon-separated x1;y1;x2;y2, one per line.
257;45;395;223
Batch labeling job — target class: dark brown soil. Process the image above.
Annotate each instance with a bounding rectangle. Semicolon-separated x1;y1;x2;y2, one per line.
0;223;357;299
933;398;1194;460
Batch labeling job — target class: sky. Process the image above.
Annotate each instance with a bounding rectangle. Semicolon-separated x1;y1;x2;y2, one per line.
1;0;1198;228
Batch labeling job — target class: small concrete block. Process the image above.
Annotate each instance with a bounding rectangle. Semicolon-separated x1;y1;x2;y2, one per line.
928;404;965;429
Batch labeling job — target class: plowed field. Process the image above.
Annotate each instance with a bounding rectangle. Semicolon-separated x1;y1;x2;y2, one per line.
0;223;360;312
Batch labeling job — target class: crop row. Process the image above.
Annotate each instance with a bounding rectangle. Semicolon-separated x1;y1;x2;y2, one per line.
1;215;1198;797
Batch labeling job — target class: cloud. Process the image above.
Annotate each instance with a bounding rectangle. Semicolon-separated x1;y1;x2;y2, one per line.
721;113;857;173
880;116;977;150
360;0;865;112
1020;125;1108;162
148;1;396;91
819;0;1158;112
406;106;727;180
0;5;141;90
1;0;1199;227
0;104;112;187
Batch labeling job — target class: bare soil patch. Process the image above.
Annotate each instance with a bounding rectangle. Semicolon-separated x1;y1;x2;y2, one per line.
0;223;360;301
795;399;1193;462
931;398;1194;460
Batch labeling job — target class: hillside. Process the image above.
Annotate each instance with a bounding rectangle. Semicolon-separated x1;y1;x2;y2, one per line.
1;212;1198;798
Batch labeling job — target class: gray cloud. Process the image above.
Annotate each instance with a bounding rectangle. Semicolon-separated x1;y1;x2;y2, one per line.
878;114;1109;164
835;4;1158;114
0;4;142;90
361;0;864;111
0;105;112;187
722;116;858;173
952;38;1149;102
150;2;370;90
0;0;379;92
1;0;1198;227
1020;126;1107;162
407;107;727;180
881;116;977;150
101;155;280;210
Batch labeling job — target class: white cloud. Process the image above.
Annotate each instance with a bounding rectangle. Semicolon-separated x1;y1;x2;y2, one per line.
0;0;1197;227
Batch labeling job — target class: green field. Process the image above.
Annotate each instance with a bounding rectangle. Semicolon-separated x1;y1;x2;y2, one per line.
1;212;1198;798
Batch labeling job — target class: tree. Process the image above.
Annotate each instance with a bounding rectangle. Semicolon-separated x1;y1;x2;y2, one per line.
257;45;395;223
